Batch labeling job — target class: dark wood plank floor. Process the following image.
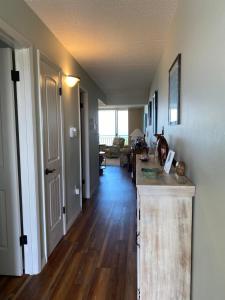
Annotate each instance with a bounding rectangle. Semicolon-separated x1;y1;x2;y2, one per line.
0;166;137;300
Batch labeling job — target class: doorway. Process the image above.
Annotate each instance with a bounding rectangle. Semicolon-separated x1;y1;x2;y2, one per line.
79;89;90;203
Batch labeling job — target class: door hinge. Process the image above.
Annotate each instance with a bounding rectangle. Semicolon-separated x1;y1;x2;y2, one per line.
11;70;20;82
62;206;66;214
136;232;140;248
137;288;140;300
80;102;84;109
82;179;85;185
59;87;62;96
20;235;28;246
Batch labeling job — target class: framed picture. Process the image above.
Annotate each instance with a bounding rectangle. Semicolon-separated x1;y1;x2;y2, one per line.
148;100;152;126
152;91;158;134
144;113;148;132
168;53;181;125
164;150;175;174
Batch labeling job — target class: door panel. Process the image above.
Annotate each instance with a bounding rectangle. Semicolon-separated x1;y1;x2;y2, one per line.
41;60;64;256
49;174;61;230
46;77;60;162
0;48;23;275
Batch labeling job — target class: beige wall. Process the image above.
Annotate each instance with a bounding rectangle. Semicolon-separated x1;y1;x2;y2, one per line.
0;0;105;255
128;108;144;137
148;0;225;298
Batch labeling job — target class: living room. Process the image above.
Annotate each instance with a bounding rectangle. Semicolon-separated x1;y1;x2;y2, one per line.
98;107;145;169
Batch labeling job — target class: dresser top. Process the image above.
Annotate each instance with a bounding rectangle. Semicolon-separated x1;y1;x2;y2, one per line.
136;155;195;195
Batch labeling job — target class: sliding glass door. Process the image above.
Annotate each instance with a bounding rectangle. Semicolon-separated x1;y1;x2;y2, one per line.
118;110;128;145
98;110;128;145
99;110;116;145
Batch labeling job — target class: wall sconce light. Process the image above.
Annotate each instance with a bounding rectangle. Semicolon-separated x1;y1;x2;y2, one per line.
65;75;80;87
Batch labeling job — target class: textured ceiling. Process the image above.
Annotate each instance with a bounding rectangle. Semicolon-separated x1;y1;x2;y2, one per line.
25;0;177;105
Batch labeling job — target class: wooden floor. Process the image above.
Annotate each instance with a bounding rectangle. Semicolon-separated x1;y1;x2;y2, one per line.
0;166;137;300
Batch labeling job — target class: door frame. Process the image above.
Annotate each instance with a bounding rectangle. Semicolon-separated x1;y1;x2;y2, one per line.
0;18;41;274
37;50;66;266
79;87;91;201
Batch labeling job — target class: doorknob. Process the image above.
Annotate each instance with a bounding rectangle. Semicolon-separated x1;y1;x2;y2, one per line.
45;168;56;175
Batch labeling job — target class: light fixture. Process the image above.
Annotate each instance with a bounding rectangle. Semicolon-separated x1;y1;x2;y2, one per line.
65;75;80;87
130;128;144;140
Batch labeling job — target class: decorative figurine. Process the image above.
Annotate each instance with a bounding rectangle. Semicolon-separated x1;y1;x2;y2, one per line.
175;161;186;176
134;135;147;151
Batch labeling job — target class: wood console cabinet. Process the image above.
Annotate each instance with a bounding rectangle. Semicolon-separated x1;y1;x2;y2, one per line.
136;156;195;299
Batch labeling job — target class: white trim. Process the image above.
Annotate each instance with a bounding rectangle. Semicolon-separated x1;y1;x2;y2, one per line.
77;85;83;208
79;87;91;200
0;19;30;48
36;50;48;267
0;17;42;275
15;48;41;275
36;51;67;266
59;78;67;235
84;92;91;199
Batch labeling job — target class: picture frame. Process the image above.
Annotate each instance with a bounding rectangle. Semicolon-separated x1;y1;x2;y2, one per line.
152;90;158;134
168;53;181;125
164;150;175;174
148;100;152;126
144;113;148;133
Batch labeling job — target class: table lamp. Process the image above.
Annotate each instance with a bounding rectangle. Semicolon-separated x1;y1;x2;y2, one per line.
130;129;144;142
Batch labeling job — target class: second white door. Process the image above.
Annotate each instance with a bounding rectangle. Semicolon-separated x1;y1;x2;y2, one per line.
0;48;23;275
40;60;64;256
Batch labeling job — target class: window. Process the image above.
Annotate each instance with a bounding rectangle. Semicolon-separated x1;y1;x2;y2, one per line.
118;110;128;144
98;110;128;145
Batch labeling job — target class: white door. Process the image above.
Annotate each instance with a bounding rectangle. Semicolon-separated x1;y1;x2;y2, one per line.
0;48;23;275
80;93;85;199
40;60;64;256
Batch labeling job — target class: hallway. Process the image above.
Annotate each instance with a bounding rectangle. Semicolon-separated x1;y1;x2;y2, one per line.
1;166;137;300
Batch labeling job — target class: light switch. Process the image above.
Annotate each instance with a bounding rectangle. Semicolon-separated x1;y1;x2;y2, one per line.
75;186;80;195
69;127;77;138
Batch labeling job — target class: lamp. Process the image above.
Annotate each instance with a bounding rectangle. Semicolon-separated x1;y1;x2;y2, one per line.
65;75;80;87
130;128;144;141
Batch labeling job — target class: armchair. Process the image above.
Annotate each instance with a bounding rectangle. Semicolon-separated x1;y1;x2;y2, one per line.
105;137;125;158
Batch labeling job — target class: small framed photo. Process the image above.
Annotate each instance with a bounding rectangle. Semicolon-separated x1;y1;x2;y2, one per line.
164;150;175;174
168;53;181;125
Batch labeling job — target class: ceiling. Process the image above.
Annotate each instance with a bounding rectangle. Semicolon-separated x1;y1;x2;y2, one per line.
25;0;177;105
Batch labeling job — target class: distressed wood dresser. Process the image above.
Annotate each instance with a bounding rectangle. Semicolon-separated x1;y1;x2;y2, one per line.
136;155;196;300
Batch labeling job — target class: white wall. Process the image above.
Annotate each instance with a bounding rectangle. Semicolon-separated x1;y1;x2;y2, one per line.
0;0;105;259
148;0;225;298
